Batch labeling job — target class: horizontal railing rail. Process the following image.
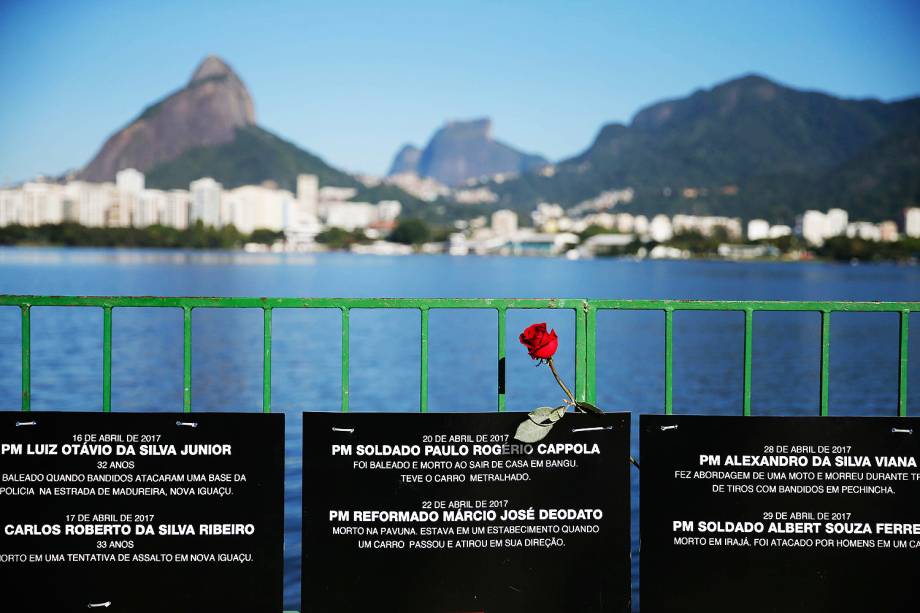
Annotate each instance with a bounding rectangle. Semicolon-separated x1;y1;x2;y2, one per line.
0;295;916;417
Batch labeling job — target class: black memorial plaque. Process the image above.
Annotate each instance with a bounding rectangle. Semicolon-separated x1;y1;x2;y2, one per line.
641;415;920;613
302;412;631;613
0;411;283;612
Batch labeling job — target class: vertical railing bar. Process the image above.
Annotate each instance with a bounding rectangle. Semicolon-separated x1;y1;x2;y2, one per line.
262;307;272;414
575;305;587;402
497;307;506;412
183;306;193;413
102;306;113;413
586;303;597;405
420;307;429;413
742;308;753;417
664;308;674;415
819;310;831;417
341;307;350;413
20;304;30;412
898;309;909;417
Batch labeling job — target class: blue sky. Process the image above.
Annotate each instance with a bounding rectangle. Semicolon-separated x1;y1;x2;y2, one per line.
1;0;919;184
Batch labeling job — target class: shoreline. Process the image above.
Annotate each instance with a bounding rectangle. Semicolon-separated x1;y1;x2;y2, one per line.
0;243;917;266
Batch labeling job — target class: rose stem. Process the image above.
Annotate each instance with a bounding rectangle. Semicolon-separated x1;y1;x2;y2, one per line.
547;357;576;407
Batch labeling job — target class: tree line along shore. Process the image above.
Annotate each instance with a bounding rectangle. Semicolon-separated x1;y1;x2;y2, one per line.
1;220;918;263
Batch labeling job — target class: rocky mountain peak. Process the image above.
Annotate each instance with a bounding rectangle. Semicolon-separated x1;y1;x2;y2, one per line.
388;144;422;175
441;118;493;140
388;118;547;186
79;55;255;182
189;55;237;83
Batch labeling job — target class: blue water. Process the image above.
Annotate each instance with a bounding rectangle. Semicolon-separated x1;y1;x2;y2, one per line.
0;247;918;610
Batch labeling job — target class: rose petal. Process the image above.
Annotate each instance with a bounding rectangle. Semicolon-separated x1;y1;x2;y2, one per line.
531;329;558;359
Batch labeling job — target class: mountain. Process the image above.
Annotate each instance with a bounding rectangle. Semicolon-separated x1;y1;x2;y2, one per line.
388;144;422;175
78;56;355;190
80;56;255;181
145;125;357;191
487;75;920;222
812;110;920;221
389;118;548;186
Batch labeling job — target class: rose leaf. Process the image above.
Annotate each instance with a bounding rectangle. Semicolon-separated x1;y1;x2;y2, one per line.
514;419;554;443
528;406;564;426
575;401;604;414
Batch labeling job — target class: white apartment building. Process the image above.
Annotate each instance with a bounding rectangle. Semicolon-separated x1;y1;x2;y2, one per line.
747;219;770;241
768;225;792;239
672;214;742;240
116;168;144;195
317;186;361;222
802;207;897;245
324;202;378;231
284;174;323;244
491;209;518;237
297;174;319;217
162;190;190;229
801;210;832;246
20;182;64;225
649;214;673;243
224;185;291;234
826;208;849;237
190;178;222;227
846;221;881;242
106;197;131;227
879;221;899;242
0;189;23;226
587;212;617;231
633;215;649;236
110;168;145;228
134;189;166;228
63;181;112;227
906;208;920;238
531;203;565;229
616;213;635;234
376;200;402;223
801;211;824;245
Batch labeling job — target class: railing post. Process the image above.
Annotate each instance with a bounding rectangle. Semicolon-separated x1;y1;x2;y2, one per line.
899;309;910;417
664;308;674;415
103;306;112;413
497;307;506;412
20;304;30;412
419;307;429;413
183;306;193;413
341;307;350;413
819;310;831;417
262;307;272;414
585;302;597;405
742;308;753;417
575;304;587;402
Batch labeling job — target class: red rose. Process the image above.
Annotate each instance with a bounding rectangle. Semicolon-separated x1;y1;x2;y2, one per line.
519;322;558;360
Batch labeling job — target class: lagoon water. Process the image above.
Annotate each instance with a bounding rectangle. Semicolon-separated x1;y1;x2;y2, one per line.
0;247;918;609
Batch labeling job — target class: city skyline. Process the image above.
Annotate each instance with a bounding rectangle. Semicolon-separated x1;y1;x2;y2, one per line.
3;166;916;259
2;0;920;184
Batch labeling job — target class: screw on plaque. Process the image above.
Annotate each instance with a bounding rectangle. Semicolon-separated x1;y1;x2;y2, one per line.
571;426;613;433
176;421;198;428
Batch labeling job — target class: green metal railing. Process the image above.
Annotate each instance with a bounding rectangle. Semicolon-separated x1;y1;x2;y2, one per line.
1;296;917;416
1;295;916;613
